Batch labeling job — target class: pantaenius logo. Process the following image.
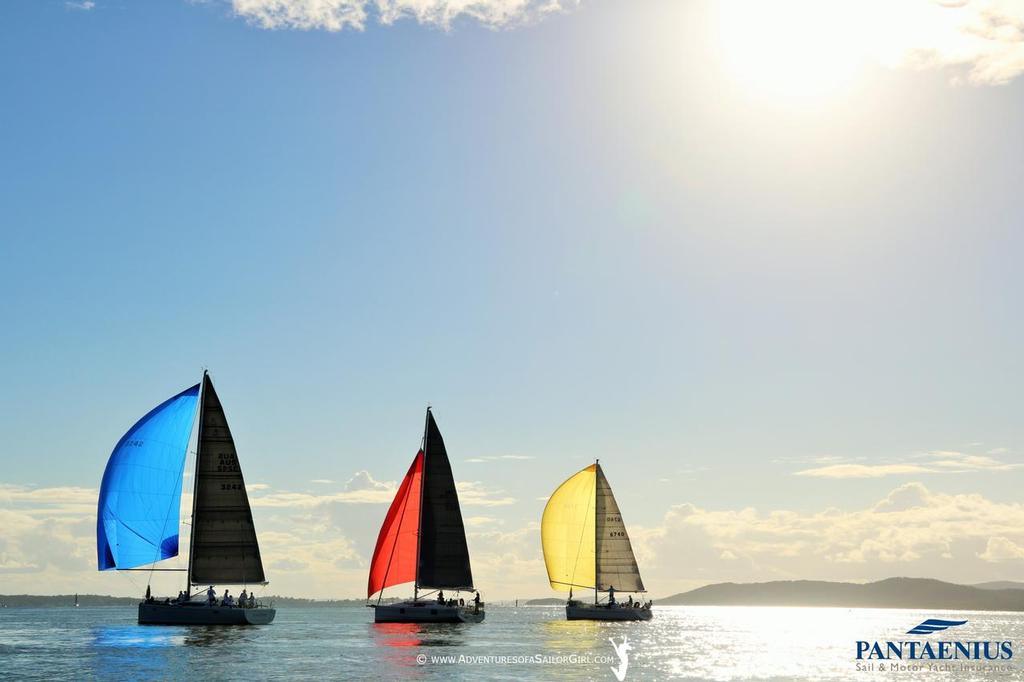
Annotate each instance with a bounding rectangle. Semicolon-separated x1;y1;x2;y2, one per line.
856;619;1013;661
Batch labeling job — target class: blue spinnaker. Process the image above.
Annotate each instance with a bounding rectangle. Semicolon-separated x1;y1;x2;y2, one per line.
96;383;200;570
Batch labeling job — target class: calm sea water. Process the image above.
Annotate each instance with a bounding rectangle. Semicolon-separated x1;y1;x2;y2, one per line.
2;605;1024;681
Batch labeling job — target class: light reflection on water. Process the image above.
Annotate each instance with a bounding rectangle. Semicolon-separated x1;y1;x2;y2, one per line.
1;605;1023;680
91;625;185;648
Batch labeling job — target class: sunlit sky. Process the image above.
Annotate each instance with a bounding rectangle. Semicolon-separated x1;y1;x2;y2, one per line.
2;0;1024;599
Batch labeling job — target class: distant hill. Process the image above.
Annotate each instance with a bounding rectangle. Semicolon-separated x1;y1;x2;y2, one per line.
972;581;1024;591
525;598;564;606
0;595;139;607
658;578;1024;611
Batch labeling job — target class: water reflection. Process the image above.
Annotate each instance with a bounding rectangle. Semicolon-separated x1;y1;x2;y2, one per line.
91;624;185;649
541;617;607;654
87;625;184;680
369;620;475;678
371;622;469;649
372;622;424;648
182;625;258;647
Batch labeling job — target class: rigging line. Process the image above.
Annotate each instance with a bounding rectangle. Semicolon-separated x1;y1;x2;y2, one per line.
414;409;430;599
550;580;596;588
187;375;206;588
118;569;141;595
107;511;162;549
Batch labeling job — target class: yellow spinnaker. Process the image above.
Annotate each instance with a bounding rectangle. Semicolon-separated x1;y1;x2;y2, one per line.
541;464;596;592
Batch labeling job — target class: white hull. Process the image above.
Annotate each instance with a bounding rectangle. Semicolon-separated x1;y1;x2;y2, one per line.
138;601;276;625
566;604;652;621
373;601;484;623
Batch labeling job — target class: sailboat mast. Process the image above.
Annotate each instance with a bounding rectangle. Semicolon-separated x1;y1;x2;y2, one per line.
185;371;207;591
413;406;430;602
594;458;600;606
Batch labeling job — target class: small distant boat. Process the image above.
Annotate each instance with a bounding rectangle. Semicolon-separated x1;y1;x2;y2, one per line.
97;372;275;625
541;461;652;621
74;593;79;608
367;408;483;623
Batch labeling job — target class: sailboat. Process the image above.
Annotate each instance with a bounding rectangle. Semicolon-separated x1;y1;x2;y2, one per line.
367;408;483;623
541;461;652;621
96;372;275;625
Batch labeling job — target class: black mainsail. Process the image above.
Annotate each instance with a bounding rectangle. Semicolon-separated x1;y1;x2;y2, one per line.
187;373;266;586
416;409;474;591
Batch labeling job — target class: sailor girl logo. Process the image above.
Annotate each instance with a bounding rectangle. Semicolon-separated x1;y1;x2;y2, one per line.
856;619;1013;662
608;636;633;681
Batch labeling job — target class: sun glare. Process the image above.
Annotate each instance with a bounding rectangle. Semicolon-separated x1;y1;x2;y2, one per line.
714;0;870;104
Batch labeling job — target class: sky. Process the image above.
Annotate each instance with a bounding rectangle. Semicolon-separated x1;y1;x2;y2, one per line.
1;0;1024;600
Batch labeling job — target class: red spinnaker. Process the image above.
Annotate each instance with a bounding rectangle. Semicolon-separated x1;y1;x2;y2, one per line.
367;450;424;598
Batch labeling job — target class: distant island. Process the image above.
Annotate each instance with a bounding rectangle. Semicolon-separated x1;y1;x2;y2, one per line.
0;595;402;608
524;598;565;606
658;578;1024;611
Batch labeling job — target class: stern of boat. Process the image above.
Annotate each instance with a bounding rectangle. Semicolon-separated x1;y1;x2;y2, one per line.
456;607;485;623
243;608;276;625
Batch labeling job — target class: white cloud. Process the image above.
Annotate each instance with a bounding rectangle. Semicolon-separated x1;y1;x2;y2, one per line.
7;478;1024;600
250;488;393;507
0;488;96;581
818;0;1024;85
231;0;368;31
794;450;1021;478
227;0;576;32
455;480;515;506
466;521;546;597
0;484;96;516
979;536;1024;562
248;470;398;507
207;1;1024;86
269;557;310;571
465;454;535;463
719;0;1024;88
795;463;932;479
634;481;1024;597
344;470;392;492
888;0;1024;85
244;472;514;508
66;1;96;10
872;482;931;512
0;477;511;598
